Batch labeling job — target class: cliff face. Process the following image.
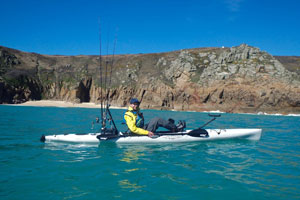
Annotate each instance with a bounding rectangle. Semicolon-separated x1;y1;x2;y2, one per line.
1;44;300;114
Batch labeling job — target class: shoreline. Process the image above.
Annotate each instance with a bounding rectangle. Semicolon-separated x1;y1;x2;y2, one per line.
2;100;300;117
7;100;126;109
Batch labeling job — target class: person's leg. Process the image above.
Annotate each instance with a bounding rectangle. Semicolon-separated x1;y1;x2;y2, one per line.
144;117;177;132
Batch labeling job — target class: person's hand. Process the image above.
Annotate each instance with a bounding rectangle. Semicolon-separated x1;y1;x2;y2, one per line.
148;131;154;137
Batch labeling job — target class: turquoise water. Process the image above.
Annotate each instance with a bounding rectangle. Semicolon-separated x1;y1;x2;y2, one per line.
0;105;299;200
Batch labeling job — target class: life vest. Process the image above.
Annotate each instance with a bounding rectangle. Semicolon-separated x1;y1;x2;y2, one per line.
124;107;148;135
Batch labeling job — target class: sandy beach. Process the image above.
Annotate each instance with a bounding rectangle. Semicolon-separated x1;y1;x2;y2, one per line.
15;100;126;109
5;100;299;117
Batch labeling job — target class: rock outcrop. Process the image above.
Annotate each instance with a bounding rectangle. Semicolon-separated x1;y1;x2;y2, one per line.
1;44;299;114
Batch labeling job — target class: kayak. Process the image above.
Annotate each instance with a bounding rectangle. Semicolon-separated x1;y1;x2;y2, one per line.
40;128;262;144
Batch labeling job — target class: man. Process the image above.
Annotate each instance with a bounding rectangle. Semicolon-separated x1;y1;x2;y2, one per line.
124;98;185;137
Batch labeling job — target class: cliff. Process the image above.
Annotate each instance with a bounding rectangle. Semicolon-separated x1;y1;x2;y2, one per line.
1;44;300;114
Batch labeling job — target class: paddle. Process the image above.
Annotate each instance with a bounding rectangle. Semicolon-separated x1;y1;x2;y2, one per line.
98;114;221;140
155;128;209;137
186;114;221;137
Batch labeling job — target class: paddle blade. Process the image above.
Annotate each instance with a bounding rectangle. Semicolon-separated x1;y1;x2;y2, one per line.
188;129;209;137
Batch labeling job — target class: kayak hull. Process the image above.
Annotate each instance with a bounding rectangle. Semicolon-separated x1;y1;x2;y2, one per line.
42;129;262;143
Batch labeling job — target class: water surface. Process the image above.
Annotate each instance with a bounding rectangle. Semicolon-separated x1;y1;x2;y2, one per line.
0;105;299;199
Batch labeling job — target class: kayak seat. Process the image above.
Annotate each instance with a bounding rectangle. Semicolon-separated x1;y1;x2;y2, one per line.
176;120;186;132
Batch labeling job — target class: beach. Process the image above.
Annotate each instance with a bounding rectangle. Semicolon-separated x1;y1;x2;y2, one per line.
4;100;298;117
14;100;126;109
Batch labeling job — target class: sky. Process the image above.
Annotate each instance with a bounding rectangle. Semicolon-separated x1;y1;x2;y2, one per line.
0;0;300;56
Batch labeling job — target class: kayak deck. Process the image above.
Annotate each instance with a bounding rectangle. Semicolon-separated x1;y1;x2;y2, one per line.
42;129;262;143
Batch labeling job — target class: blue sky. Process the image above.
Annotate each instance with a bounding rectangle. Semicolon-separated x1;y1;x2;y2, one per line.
1;0;299;56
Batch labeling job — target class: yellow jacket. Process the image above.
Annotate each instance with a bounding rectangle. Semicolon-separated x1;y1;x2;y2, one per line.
124;107;148;135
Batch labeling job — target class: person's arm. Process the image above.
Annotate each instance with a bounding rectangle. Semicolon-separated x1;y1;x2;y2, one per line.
124;114;149;135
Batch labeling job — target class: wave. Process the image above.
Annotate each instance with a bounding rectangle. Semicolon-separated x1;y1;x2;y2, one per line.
244;112;300;117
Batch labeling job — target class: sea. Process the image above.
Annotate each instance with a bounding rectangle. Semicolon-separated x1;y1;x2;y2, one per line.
0;105;299;200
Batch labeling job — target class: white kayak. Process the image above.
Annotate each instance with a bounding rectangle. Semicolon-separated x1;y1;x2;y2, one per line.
41;129;262;144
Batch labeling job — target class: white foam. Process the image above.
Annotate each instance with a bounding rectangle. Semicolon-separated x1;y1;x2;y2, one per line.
246;112;300;117
202;110;225;114
287;114;300;117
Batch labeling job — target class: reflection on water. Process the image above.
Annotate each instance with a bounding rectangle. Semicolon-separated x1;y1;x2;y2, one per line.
124;168;140;173
118;179;145;192
42;142;101;162
204;141;261;185
116;142;205;152
160;173;189;185
120;151;144;163
40;139;299;199
43;142;99;150
114;146;148;193
116;141;267;194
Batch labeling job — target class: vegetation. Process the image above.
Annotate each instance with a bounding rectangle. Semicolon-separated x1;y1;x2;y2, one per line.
275;56;300;74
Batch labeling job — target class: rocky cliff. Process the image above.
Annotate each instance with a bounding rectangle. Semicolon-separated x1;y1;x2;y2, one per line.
1;44;299;114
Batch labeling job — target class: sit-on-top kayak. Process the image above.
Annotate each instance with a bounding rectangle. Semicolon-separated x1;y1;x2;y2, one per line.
40;128;262;144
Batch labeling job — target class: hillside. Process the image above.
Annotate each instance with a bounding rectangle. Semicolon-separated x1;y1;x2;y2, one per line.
1;44;300;114
274;56;300;75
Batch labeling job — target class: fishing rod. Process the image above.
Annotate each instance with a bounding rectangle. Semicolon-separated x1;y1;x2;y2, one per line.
99;21;104;128
103;33;117;111
105;33;118;134
97;23;119;135
104;25;111;108
105;104;119;134
108;33;117;90
102;26;111;130
105;32;119;134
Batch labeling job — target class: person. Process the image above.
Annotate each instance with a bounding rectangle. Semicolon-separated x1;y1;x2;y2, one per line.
124;98;185;137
